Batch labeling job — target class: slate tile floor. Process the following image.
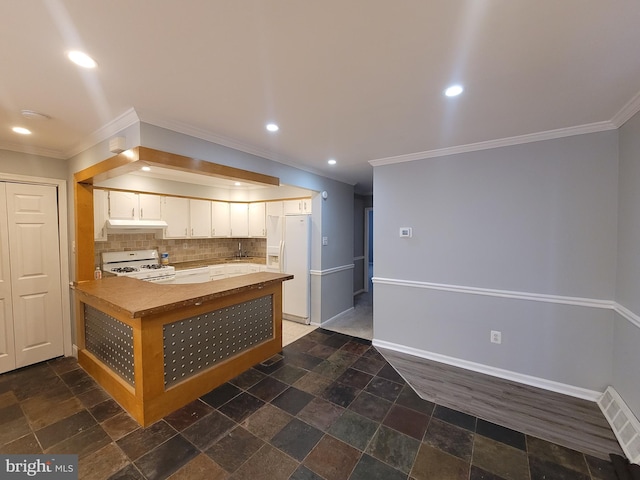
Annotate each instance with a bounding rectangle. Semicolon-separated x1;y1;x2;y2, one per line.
0;328;619;480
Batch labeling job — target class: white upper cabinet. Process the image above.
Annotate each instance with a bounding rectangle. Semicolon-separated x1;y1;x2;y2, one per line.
108;191;162;220
266;201;283;217
93;189;109;241
162;197;189;238
189;199;211;238
163;197;212;238
211;201;230;237
283;198;312;215
248;202;266;237
229;203;249;237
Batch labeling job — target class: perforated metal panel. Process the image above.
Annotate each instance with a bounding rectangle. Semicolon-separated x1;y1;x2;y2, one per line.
84;305;135;385
163;295;273;387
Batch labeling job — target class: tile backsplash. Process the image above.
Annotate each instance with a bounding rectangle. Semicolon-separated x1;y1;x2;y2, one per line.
94;234;266;267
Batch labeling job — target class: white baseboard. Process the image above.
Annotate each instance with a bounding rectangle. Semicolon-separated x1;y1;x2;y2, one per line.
72;344;78;359
599;387;640;463
372;338;602;402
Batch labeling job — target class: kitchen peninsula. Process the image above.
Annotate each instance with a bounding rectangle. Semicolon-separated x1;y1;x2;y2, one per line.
73;272;292;426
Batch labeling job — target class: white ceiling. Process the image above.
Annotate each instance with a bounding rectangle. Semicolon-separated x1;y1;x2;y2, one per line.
2;1;640;194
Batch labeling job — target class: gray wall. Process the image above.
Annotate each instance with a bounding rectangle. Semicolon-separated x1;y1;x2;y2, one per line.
0;149;68;180
614;110;640;416
373;131;619;392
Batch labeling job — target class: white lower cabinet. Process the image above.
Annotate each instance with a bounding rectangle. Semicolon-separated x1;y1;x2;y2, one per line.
226;263;250;277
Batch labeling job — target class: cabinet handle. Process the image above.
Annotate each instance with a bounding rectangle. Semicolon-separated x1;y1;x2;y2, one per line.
184;228;187;236
131;208;135;218
140;208;143;218
212;228;215;236
191;228;194;236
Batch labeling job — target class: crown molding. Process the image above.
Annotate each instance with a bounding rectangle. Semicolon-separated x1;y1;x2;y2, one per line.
369;120;617;167
64;108;141;158
611;89;640;128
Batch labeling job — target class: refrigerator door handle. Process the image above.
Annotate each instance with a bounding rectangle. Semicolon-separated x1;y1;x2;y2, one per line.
279;240;285;273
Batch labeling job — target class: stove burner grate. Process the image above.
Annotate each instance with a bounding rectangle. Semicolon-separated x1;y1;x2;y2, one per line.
141;264;164;270
111;267;139;273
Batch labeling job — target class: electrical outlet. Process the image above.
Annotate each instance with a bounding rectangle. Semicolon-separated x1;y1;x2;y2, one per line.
490;330;502;344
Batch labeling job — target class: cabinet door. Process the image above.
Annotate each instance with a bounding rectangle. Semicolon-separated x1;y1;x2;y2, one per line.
248;202;266;237
301;197;312;214
284;198;312;215
93;189;108;241
211;201;230;237
266;201;283;217
189;199;211;238
162;197;189;238
139;193;162;220
229;203;249;237
109;191;137;219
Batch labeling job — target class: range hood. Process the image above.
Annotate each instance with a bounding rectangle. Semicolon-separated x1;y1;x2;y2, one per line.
105;219;168;230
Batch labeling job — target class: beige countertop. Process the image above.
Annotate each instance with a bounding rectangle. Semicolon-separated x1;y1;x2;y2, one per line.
74;272;292;319
171;257;266;270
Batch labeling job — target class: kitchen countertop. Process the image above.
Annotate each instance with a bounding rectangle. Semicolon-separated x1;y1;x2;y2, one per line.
73;272;292;319
171;257;266;270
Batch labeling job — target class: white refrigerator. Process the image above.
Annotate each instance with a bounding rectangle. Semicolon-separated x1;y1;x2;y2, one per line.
267;214;311;324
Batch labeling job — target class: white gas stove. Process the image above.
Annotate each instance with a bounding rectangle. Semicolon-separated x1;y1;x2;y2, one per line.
101;250;175;283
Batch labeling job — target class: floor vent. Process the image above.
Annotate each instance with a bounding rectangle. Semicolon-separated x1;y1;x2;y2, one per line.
598;387;640;464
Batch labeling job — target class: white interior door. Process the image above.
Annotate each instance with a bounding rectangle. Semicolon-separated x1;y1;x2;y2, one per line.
0;184;16;373
5;182;64;368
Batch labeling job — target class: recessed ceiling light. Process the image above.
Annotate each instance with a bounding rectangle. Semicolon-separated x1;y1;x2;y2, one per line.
67;50;97;68
328;159;337;165
140;166;151;172
444;85;464;97
266;123;279;132
12;126;31;135
234;182;242;186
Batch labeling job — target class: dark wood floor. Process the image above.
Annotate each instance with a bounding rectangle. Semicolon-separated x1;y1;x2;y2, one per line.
378;347;623;461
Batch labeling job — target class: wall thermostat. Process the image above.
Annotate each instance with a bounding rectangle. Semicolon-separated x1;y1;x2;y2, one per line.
399;227;412;238
321;190;328;199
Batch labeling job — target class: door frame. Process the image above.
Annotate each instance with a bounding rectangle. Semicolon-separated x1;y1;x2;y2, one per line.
364;207;373;293
0;172;72;359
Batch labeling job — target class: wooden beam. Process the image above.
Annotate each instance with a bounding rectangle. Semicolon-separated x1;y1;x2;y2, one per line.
138;146;280;187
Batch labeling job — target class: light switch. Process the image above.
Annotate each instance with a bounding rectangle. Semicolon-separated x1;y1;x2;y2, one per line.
399;227;412;238
322;236;329;246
